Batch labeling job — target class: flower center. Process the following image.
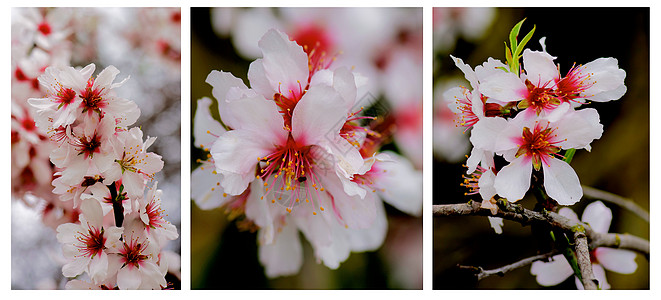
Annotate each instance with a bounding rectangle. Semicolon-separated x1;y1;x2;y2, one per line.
555;64;594;104
119;237;150;269
519;80;561;115
453;88;481;130
79;80;107;116
74;132;102;159
515;121;564;170
258;135;326;214
76;225;106;258
55;87;77;108
461;165;490;196
145;200;166;229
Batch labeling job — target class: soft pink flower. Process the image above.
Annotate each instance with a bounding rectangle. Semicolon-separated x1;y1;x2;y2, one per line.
470;105;603;204
56;199;122;284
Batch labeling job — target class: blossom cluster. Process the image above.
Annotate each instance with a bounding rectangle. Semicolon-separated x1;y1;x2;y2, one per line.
28;63;179;289
11;7;180;290
445;20;637;289
447;22;625;207
192;28;422;277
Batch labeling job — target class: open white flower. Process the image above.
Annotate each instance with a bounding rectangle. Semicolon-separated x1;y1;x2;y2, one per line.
470;105;603;205
56;199;122;284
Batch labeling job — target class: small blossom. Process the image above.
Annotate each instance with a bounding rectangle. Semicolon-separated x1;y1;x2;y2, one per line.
56;199;122;284
531;201;638;289
470;105;603;204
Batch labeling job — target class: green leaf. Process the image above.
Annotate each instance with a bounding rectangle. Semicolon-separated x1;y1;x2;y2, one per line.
509;18;526;52
514;25;536;60
563;148;576;164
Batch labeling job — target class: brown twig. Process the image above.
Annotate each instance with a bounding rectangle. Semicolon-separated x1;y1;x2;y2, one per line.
574;230;598;290
432;201;649;255
459;251;559;281
582;185;649;222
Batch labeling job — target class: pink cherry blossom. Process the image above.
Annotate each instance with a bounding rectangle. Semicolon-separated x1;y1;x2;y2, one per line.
138;182;179;242
470;105;603;205
56;199;122;284
479;43;626;117
108;215;167;290
105;127;164;199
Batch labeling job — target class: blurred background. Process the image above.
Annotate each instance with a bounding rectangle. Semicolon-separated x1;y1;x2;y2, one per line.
11;7;181;289
191;7;422;289
432;8;649;289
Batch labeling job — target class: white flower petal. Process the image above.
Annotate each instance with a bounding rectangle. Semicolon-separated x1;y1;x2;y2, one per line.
246;59;274;98
88;252;108;284
530;254;573;286
542;158;582;206
291;85;346;146
470;117;513;153
522;49;558;86
554;108;603;151
595;247;637;274
558;207;580;223
580;57;626;102
223;95;288;145
450;55;478;90
117;266;142;290
259;29;309;98
210;130;274;195
488;216;504;234
93;65;120;89
478;168;497;201
479;70;527;103
345;199;388;252
191;165;230;210
258;221;303;278
374;152;422;216
581;201;612;233
62;256;90;278
245;178;274;244
80;198;104;228
494;156;532;202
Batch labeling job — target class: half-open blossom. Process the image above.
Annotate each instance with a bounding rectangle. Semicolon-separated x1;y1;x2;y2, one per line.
138;182;179;242
56;199;122;284
470;104;603;204
531;201;638;289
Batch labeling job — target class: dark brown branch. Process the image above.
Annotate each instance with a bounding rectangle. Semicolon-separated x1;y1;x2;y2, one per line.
582;185;649;222
574;230;598;290
432;201;649;255
459;251;558;281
